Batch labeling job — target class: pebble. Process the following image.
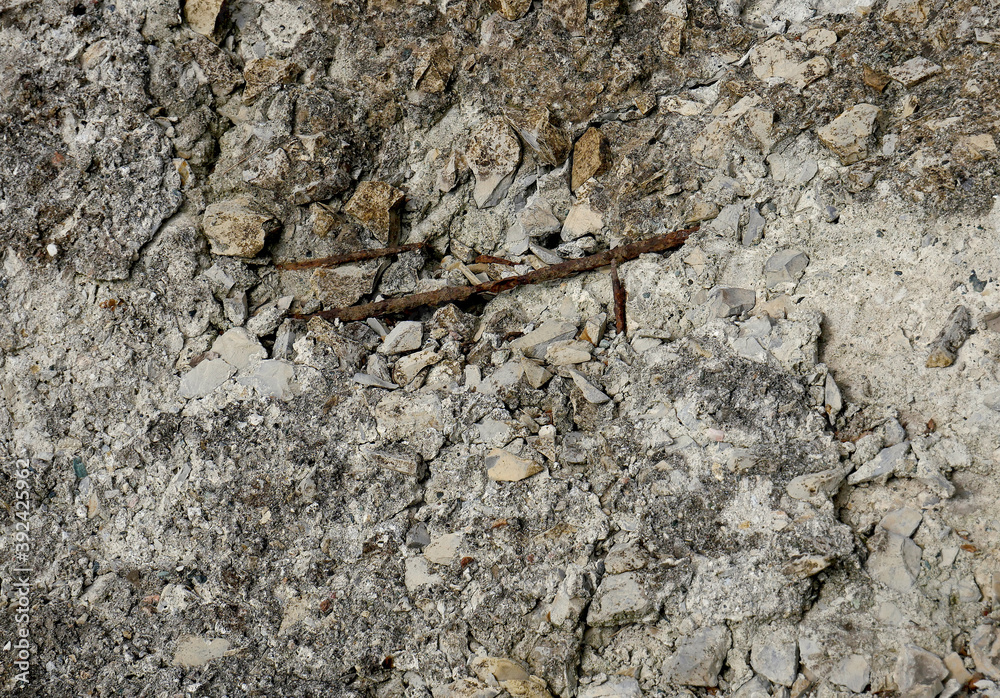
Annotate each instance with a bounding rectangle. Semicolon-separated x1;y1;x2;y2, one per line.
467;117;522;208
178;358;235;398
378;321;423;355
847;442;910;485
201;197;279;257
568;369;611;404
571;127;610;191
765;250;809;289
895;645;948;698
424;532;462;565
343;181;405;243
831;654;871;693
816;104;881;165
707;287;756;318
925;305;970;368
879;507;922;537
889;57;942;87
750;634;798;687
662;626;731;687
485;448;543;482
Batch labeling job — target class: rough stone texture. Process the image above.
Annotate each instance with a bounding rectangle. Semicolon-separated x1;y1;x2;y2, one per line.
344;181;406;244
571;128;611;192
4;0;1000;694
816;104;881;165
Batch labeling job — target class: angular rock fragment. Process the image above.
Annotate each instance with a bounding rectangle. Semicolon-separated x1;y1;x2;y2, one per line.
202;198;279;257
243;58;302;104
889;57;942;87
344;181;406;244
178;358;235;399
786;468;845;501
212;328;266;371
742;206;766;246
545;340;592;365
183;0;224;36
486;448;543;481
660;15;685;57
580;313;607;345
831;655;871;693
765;250;809;288
970;625;1000;679
412;44;452;93
749;36;830;89
238;360;295;400
379;321;423;355
366;445;425;477
587;572;654;625
510;321;578;358
750;634;798;687
816;104;881;165
173;636;230;668
572;128;610;191
467;117;522;208
507;109;570;166
521;360;553;389
848;442;910;485
895;645;948;698
707;287;756;318
578;678;641;698
926;305;970;368
879;507;921;537
393;349;441;386
883;0;930;24
866;529;922;592
663;626;731;687
568;369;610;404
491;0;532;19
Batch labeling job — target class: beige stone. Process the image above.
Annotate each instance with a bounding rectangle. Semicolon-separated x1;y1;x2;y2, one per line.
344;181;405;243
173;636;230;668
184;0;224;36
889;57;942;87
202;198;278;257
506;109;570;166
486;448;543;481
490;0;532;20
816;104;881;165
572;127;610;191
883;0;930;24
661;15;685;57
749;36;829;89
955;133;997;162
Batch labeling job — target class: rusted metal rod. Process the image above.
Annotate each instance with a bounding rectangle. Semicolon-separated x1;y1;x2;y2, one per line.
292;225;698;323
611;259;626;335
276;242;425;270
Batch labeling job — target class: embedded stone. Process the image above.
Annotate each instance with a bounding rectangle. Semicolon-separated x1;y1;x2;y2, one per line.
344;181;406;244
816;104;881;165
572;128;610;191
467;117;522;208
202;198;279;257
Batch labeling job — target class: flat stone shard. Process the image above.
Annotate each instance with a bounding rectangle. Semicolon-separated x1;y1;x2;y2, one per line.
212;328;266;371
184;0;224;36
848;442;910;484
202;198;278;257
344;181;406;244
467;117;522;208
379;321;423;355
879;507;922;537
926;305;970;368
749;36;830;89
889;57;942;87
178;358;235;398
663;626;732;687
970;625;1000;679
172;636;230;668
486;448;543;482
572;128;611;191
895;645;948;698
816;104;881;165
568;369;611;404
866;529;922;592
787;468;845;501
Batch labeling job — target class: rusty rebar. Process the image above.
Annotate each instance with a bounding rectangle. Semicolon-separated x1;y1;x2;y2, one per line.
276;242;425;270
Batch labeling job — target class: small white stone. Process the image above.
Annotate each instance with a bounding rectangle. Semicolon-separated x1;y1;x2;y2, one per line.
46;243;58;257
